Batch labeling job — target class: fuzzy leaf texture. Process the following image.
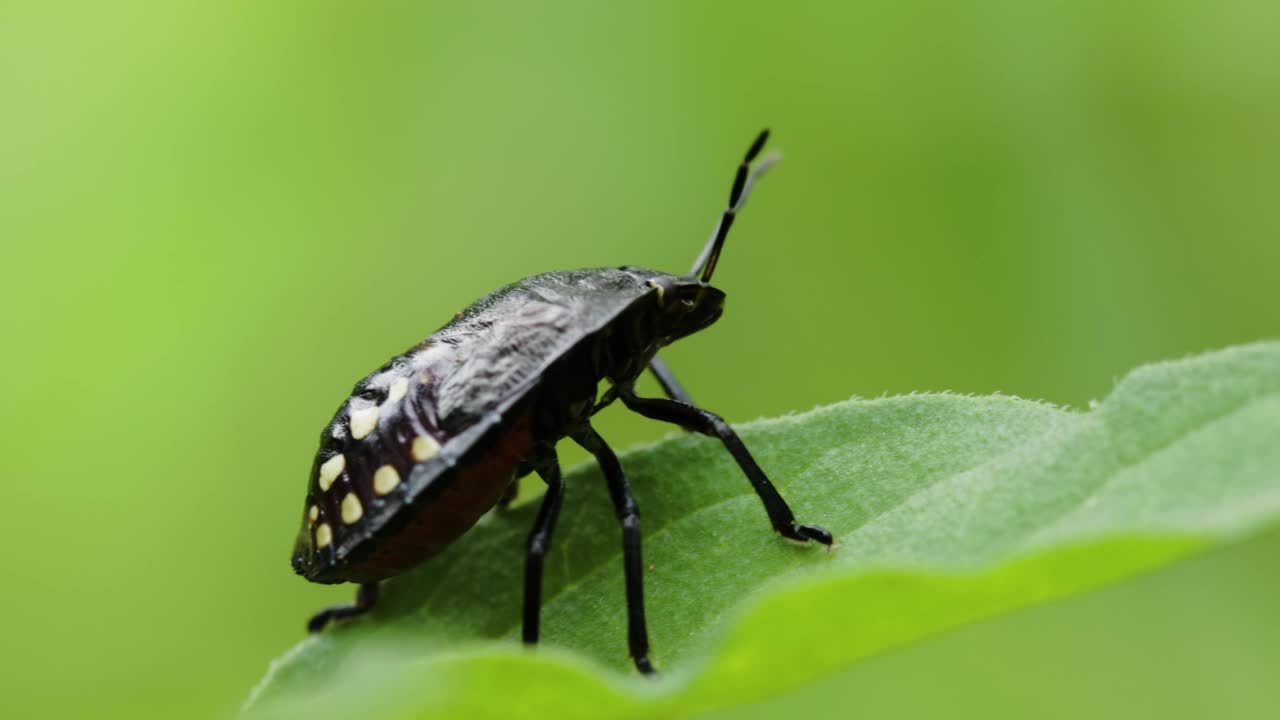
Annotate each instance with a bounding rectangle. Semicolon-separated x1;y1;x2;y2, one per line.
245;342;1280;719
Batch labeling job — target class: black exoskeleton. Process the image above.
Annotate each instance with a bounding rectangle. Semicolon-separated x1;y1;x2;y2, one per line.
291;130;833;674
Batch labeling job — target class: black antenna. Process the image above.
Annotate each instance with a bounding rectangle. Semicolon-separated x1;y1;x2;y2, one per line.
689;129;780;282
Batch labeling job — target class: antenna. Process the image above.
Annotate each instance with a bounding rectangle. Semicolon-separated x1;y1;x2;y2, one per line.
689;129;781;282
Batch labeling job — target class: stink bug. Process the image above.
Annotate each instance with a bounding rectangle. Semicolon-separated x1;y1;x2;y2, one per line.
291;130;832;674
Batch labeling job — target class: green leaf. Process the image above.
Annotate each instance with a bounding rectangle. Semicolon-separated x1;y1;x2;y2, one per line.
245;342;1280;720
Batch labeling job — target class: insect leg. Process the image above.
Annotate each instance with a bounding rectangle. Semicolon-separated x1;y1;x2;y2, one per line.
572;424;655;674
647;355;694;405
496;480;520;509
306;582;380;633
523;451;564;646
618;390;833;546
497;461;533;510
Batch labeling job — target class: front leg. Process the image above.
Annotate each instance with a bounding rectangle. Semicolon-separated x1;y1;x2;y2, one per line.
618;389;833;546
307;582;379;633
647;355;694;405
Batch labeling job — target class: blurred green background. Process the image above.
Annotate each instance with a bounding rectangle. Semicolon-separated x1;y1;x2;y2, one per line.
2;2;1277;718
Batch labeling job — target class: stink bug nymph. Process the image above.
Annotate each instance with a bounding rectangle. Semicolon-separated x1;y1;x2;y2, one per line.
291;130;832;674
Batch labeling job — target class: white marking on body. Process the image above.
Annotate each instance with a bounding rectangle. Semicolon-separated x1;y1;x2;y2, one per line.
340;493;363;524
386;376;409;404
419;369;431;384
318;454;346;491
314;523;332;549
350;406;379;440
373;464;401;496
308;505;319;524
646;279;666;306
411;434;440;462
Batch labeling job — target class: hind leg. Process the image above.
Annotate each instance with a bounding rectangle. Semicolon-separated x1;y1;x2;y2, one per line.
307;582;379;633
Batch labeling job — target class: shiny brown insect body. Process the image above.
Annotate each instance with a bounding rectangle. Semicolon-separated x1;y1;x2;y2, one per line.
291;131;832;673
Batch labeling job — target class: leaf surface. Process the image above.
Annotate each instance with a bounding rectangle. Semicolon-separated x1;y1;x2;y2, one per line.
245;342;1280;719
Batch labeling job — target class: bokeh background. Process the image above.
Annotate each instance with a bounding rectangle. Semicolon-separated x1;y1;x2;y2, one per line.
3;2;1278;718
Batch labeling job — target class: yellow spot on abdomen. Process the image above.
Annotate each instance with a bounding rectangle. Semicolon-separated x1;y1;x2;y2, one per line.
373;464;401;496
386;376;409;404
314;523;332;549
308;505;319;524
340;493;363;524
412;435;440;462
318;454;346;491
350;407;379;440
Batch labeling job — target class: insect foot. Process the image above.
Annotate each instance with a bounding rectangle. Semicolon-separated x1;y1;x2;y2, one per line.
787;524;834;545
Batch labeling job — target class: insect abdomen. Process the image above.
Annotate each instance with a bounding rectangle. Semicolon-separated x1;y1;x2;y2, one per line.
317;414;534;583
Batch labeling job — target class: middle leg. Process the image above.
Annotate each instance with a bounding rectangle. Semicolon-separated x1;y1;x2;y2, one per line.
522;450;564;646
572;423;654;674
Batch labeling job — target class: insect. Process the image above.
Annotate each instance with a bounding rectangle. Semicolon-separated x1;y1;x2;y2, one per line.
291;130;832;674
